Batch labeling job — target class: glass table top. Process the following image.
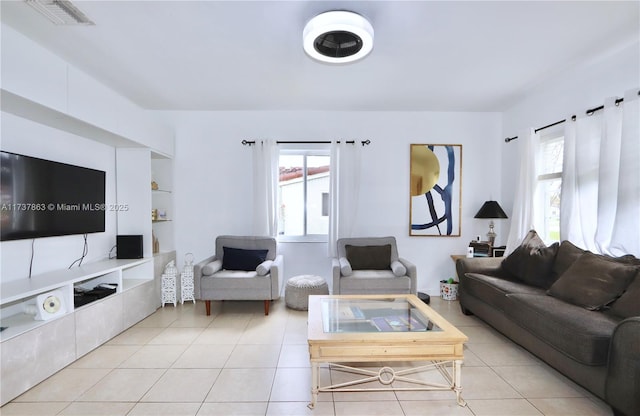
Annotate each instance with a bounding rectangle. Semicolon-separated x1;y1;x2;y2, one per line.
321;297;441;333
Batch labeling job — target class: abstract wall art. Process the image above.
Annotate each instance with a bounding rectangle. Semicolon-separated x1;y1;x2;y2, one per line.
410;144;462;236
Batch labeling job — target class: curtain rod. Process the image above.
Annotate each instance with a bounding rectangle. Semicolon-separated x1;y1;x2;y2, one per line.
241;139;371;146
504;95;632;143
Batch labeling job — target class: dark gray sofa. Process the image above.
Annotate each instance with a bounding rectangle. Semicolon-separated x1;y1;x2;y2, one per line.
456;235;640;416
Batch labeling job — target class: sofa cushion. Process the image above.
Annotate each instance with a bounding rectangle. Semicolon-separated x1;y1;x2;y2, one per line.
507;293;621;365
222;247;269;271
340;271;411;293
551;240;586;281
256;260;273;276
502;230;559;288
345;244;391;270
202;260;222;276
609;272;640;318
462;273;546;311
339;257;353;276
547;252;638;310
390;260;407;277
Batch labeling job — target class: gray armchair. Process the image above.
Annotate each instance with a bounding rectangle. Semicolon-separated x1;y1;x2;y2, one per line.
332;236;417;295
194;235;284;315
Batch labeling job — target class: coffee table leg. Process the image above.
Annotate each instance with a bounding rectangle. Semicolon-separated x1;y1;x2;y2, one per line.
308;362;319;409
454;359;466;406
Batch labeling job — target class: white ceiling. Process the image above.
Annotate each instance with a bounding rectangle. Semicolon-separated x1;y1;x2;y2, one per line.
2;1;639;112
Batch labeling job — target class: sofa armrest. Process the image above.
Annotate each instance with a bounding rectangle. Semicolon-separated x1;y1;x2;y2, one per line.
398;257;417;294
605;316;640;416
455;257;504;280
194;255;217;299
270;254;284;300
332;258;341;294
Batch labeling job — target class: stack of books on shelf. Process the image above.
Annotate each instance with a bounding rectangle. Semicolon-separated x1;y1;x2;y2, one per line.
469;241;492;257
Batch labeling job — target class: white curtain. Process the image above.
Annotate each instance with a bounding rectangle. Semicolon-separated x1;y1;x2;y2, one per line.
505;128;539;254
328;141;361;256
561;88;640;256
252;139;278;236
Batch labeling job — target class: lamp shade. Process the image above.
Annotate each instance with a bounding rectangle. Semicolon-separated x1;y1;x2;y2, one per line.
474;201;508;219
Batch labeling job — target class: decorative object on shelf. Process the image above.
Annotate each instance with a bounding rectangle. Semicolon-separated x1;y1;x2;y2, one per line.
181;253;195;304
474;200;508;245
152;231;160;254
152;208;158;221
439;278;459;301
151;181;159;190
469;240;492;257
33;290;67;320
161;260;177;307
410;144;462;237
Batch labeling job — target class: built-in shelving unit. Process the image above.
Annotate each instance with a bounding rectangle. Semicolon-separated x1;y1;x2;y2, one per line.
0;258;157;405
0;258;152;342
151;154;174;255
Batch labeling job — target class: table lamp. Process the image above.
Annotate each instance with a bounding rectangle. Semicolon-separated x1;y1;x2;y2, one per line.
474;200;508;246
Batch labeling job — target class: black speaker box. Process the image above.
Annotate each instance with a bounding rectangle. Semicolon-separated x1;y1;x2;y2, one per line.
116;235;143;259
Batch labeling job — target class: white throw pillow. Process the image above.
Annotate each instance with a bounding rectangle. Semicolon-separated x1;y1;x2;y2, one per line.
339;257;353;276
256;260;273;276
202;260;222;276
391;260;407;277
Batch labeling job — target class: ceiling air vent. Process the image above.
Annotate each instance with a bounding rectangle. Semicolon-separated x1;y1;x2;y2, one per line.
25;0;94;25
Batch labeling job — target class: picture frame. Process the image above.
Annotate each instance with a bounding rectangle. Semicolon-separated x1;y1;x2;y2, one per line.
409;144;462;237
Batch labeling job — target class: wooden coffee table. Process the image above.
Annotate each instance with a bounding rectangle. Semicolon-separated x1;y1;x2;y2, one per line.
307;294;468;409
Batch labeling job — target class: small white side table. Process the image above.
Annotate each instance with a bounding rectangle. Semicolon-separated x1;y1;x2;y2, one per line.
161;260;178;307
181;253;195;304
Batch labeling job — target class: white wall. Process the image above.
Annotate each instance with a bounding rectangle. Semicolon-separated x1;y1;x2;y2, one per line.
0;112;117;281
169;111;502;295
501;41;640;219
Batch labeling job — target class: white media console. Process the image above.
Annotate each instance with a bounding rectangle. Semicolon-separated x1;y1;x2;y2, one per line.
0;257;160;405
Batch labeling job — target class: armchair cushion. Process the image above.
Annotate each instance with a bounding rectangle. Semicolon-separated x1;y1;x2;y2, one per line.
202;260;222;276
339;257;353;276
391;260;407;277
345;244;391;270
256;260;273;276
222;247;268;271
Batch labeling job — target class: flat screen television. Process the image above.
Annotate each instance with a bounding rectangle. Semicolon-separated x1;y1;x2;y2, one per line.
1;151;106;241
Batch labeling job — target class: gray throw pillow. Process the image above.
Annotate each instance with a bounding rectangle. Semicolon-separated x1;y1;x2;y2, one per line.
339;257;353;276
547;252;639;310
502;230;559;288
256;260;273;276
390;260;407;277
202;260;222;276
609;272;640;318
345;244;391;270
551;240;586;281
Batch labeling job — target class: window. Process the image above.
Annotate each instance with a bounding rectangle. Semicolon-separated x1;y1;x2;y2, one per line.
277;148;330;241
536;129;564;243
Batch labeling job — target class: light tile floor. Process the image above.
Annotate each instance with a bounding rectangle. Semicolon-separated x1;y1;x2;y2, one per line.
2;297;614;416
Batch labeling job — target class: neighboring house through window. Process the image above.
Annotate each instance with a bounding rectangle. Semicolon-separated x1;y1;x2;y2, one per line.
277;146;330;241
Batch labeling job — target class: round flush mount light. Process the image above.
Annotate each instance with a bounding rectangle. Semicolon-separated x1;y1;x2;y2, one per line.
303;11;374;64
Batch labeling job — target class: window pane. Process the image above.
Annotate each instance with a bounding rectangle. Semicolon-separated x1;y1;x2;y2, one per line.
278;155;304;235
539;178;561;243
539;137;563;175
277;153;330;237
306;155;330;235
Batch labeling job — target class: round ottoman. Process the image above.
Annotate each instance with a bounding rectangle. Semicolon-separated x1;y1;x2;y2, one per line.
285;275;329;310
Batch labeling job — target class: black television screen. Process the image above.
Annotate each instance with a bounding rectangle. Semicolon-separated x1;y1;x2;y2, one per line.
1;151;106;241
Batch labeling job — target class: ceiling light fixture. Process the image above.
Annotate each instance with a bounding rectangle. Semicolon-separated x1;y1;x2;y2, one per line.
25;0;94;25
303;11;374;64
